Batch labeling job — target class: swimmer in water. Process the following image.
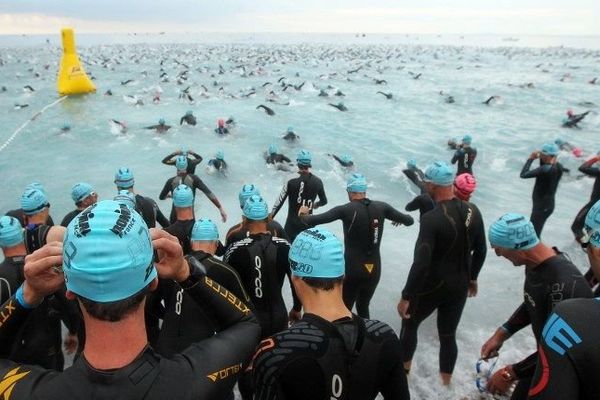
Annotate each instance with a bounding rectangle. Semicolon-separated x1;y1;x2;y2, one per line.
180;110;197;126
207;149;228;175
265;144;292;166
328;153;354;168
144;118;171;133
215;119;229;135
329;102;347;111
282;127;300;142
110;119;127;134
563;109;590;128
256;104;275;116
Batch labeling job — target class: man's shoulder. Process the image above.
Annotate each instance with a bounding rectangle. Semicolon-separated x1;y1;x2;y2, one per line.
254;321;329;365
362;318;399;341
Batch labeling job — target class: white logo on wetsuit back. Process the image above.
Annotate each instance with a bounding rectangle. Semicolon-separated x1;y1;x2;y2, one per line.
331;374;343;399
254;255;263;298
296;182;305;205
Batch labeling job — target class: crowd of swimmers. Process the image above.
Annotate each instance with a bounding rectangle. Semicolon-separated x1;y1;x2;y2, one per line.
2;133;600;400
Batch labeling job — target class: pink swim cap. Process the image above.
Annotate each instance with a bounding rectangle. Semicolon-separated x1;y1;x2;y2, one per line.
573;148;582;157
218;119;225;127
454;173;477;200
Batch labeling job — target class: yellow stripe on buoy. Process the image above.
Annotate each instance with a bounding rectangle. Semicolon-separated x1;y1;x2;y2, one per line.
57;28;96;95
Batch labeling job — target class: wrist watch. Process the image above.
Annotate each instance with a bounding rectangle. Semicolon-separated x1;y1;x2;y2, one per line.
501;366;516;382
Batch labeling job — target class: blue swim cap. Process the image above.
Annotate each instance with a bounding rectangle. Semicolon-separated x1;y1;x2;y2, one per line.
216;149;225;160
297;149;312;167
71;182;94;203
489;213;539;250
175;155;188;171
268;144;278;155
186;110;193;116
462;134;472;145
287;126;294;133
541;143;559;156
25;182;46;195
63;200;156;303
238;184;260;208
173;184;194;208
341;154;353;165
554;138;565;146
243;194;269;221
159;118;165;125
191;218;219;241
0;216;23;247
289;228;345;278
346;173;367;193
21;188;49;216
423;161;455;186
584;199;600;247
406;159;417;169
113;190;136;209
114;167;135;189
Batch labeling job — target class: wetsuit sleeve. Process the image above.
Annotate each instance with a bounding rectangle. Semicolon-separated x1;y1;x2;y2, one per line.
511;352;537;379
405;196;421;212
178;270;261;398
300;205;345;227
282;155;292;163
187;151;203;166
469;205;487;281
155;206;170;228
162;151;179;166
502;303;531;335
159;177;173;200
578;161;600;176
383;203;414;226
520;159;551;179
315;180;328;209
278;242;301;312
402;214;436;300
193;176;222;208
451;149;462;165
0;295;31;346
270;183;289;218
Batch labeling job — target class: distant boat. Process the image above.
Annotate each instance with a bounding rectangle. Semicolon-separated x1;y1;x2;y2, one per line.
502;37;519;42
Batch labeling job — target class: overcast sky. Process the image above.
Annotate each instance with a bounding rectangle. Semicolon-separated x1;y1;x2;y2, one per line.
1;0;599;35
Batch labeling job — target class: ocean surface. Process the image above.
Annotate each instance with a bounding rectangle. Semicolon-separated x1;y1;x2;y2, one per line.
0;32;599;399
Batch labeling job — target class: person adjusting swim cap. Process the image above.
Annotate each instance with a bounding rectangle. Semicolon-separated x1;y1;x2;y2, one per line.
454;173;477;201
175;155;189;172
61;182;99;227
481;212;591;398
0;199;261;399
300;173;413;319
451;135;477;175
520;143;565;237
253;227;410;400
161;149;203;175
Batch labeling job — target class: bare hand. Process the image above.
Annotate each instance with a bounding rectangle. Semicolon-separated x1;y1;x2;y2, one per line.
480;328;507;359
23;242;65;305
288;309;302;325
150;229;188;282
220;209;228;223
529;151;540;160
397;299;410;319
468;280;478;297
298;205;310;216
391;221;400;227
63;333;78;355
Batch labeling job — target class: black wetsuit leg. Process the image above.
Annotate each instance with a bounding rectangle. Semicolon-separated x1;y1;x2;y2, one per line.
400;284;467;374
530;198;554;237
342;259;381;319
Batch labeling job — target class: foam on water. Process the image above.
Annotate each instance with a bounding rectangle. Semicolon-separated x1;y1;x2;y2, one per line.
0;34;599;399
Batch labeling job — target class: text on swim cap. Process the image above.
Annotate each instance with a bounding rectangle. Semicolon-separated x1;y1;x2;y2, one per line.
74;204;97;238
111;204;134;238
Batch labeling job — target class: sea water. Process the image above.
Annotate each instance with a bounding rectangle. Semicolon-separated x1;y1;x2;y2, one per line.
0;33;599;399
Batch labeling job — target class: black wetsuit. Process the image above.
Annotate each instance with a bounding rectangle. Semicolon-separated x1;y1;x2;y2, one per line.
161;151;203;175
60;209;82;227
571;160;600;239
451;146;477;175
331;155;354;168
0;255;79;370
271;173;328;242
164;219;195;255
253;313;410;400
208;158;227;172
156;250;251;357
24;223;52;254
159;173;220;223
225;220;288;249
402;167;426;193
301;199;414;318
529;297;600;400
498;253;592;400
520;159;564;237
405;193;435;217
224;233;299;400
5;209;54;228
266;154;291;165
400;198;486;374
0;265;261;400
180;115;197;126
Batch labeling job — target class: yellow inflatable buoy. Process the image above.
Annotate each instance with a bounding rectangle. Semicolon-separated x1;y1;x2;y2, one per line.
57;28;96;95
